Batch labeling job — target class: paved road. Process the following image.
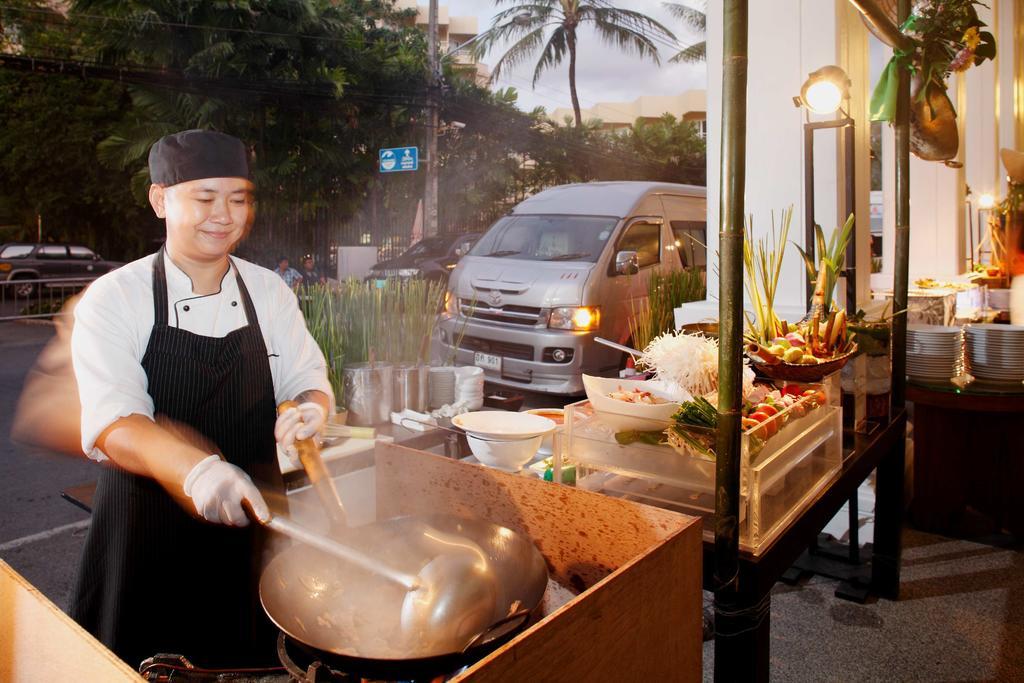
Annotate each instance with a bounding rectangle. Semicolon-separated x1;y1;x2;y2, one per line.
0;322;94;610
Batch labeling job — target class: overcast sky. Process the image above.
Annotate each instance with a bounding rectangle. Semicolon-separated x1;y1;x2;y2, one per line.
442;1;707;114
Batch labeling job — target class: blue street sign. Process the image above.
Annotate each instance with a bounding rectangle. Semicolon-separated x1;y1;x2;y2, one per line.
379;146;418;173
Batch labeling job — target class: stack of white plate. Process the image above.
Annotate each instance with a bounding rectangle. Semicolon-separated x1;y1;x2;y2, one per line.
428;366;456;409
906;325;963;382
454;366;485;409
965;324;1024;386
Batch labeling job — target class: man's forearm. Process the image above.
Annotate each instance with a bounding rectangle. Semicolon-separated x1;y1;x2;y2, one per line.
95;414;212;495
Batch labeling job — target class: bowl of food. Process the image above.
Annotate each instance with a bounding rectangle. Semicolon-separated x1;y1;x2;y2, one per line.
582;375;686;429
466;433;543;472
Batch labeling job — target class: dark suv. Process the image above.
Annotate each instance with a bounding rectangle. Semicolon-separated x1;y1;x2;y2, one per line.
0;243;123;296
367;232;481;284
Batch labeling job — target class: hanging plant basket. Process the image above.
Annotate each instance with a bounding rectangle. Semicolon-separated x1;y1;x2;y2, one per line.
867;0;996;162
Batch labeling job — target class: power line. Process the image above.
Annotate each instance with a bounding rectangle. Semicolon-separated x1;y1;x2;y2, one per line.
0;4;390;47
0;53;430;107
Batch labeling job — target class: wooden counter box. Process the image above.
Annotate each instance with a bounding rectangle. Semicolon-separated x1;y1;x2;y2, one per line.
0;560;142;682
372;442;703;682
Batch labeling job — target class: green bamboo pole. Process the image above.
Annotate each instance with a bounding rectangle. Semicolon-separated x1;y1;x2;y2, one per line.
713;0;748;679
891;0;910;412
867;0;910;602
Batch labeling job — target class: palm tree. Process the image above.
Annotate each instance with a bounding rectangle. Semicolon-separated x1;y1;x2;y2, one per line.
664;2;706;64
474;1;676;128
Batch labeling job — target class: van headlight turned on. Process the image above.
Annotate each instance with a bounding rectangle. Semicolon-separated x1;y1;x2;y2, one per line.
549;306;600;331
444;290;458;317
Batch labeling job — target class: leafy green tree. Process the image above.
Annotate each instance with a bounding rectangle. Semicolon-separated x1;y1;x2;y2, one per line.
664;2;706;64
68;0;430;263
609;113;706;185
474;1;676;128
0;1;155;258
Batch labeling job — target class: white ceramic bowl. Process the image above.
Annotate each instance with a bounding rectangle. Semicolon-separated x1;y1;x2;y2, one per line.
452;411;556;440
582;375;685;427
466;434;542;472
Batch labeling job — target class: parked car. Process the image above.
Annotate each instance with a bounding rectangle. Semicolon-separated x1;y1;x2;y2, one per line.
438;181;707;395
0;243;123;296
367;232;481;284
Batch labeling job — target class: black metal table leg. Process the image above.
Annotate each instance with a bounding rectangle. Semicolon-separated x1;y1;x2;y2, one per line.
714;591;771;682
871;428;905;599
848;492;860;563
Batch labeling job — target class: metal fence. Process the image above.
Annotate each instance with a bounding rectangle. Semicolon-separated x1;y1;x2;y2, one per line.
0;277;97;322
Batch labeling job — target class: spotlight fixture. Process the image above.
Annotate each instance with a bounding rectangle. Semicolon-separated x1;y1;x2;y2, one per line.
793;65;852;115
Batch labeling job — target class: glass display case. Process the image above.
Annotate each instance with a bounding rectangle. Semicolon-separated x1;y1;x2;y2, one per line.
559;385;842;554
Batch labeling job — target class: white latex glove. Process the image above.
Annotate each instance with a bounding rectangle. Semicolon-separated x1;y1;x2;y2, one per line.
274;402;327;468
183;455;269;526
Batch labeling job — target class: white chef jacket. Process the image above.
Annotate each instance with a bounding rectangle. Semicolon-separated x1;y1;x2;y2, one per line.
71;251;334;461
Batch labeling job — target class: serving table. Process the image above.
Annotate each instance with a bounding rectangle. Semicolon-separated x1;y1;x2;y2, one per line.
873;282;985;326
290;414;907;682
907;380;1024;537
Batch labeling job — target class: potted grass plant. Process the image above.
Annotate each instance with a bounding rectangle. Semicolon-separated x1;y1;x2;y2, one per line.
299;284;347;423
628;267;707;357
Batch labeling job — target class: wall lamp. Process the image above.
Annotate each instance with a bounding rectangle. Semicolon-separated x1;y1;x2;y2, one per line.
793;65;852;116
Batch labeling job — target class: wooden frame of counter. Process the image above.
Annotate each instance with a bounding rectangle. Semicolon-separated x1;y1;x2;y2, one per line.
0;560;142;682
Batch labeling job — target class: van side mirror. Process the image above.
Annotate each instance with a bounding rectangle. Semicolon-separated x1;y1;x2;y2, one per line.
615;250;639;276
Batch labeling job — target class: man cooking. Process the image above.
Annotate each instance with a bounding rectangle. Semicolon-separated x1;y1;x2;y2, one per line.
68;129;333;669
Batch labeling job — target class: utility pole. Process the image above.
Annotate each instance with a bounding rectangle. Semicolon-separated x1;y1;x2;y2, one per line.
424;0;440;238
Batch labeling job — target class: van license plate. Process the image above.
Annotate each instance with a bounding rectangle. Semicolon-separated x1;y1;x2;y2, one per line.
474;352;502;372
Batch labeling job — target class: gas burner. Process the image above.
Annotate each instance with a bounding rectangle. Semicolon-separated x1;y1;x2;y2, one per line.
276;634;463;683
276;635;358;682
139;653;288;682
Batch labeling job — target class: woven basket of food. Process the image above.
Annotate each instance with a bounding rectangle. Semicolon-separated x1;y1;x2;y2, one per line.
746;342;858;382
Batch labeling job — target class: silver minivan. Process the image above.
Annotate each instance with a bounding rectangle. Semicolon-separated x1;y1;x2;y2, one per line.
438;181;707;395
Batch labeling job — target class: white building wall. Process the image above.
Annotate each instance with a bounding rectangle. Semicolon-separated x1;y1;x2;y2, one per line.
694;0;1020;324
995;0;1019;195
688;0;870;326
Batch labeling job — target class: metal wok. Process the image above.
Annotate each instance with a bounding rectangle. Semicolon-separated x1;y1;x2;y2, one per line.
259;513;548;680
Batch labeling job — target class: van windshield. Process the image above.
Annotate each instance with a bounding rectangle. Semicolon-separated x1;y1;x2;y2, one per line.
469;215;618;263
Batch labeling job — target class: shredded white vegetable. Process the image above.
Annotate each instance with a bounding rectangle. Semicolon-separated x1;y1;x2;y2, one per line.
638;332;755;399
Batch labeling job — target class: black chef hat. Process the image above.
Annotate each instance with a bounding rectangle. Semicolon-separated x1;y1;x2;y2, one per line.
148;129;250;186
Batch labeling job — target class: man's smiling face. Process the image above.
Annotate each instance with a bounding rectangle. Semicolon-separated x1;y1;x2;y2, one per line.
150;177;255;263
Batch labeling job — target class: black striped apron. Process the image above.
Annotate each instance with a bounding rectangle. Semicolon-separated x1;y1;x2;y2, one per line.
70;248;284;669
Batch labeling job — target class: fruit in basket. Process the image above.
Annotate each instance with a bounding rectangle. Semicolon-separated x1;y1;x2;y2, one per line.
782;347;804;363
747;309;853;366
744;212;856;370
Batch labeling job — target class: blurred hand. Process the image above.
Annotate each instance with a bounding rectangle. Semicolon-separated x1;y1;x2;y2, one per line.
183;455;269;526
274;402;326;468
